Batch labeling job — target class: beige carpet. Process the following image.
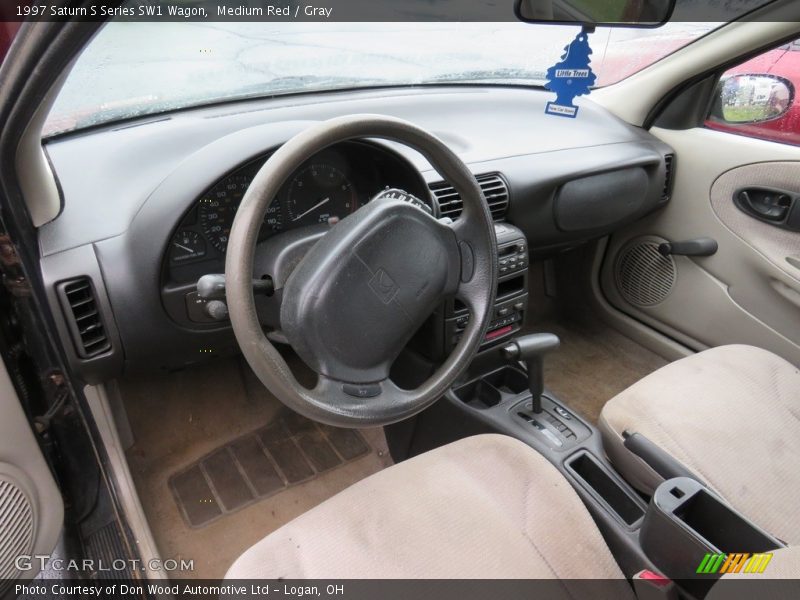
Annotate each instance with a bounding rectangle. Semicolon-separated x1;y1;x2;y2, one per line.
120;356;392;579
119;313;665;577
535;319;669;423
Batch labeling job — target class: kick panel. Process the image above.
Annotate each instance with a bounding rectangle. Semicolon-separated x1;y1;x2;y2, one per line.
0;472;34;587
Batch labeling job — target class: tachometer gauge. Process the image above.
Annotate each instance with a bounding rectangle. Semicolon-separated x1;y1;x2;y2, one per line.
169;230;206;263
285;164;357;227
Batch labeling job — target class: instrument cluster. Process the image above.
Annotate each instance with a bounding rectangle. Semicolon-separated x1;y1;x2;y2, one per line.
165;142;431;282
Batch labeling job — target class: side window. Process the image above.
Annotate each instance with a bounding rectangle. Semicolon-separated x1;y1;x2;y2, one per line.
706;39;800;146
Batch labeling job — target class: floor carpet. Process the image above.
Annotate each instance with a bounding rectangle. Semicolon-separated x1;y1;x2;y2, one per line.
120;357;392;579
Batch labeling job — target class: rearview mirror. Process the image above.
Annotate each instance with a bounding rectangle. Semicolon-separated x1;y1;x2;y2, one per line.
515;0;675;27
712;74;795;124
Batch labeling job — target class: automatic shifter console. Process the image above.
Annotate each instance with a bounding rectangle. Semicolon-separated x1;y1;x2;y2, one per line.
487;332;590;450
502;333;560;413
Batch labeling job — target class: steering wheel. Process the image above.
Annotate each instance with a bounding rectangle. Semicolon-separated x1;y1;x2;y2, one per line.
225;115;497;427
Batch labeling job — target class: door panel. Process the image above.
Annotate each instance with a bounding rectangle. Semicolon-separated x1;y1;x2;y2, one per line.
0;358;63;584
600;127;800;366
710;163;800;271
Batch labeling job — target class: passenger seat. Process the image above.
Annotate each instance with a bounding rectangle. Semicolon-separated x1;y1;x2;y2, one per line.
599;345;800;544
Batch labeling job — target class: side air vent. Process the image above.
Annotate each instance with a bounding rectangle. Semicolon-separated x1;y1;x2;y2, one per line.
0;475;34;587
662;154;675;201
59;278;111;358
429;173;509;220
615;239;676;307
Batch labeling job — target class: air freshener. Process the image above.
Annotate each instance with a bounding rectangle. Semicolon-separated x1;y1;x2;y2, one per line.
544;31;596;118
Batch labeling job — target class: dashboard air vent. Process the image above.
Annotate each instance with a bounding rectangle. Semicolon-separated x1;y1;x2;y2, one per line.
60;278;111;358
429;173;509;220
662;154;675;201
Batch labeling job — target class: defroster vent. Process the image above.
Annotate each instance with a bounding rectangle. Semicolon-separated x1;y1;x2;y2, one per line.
59;278;111;358
429;173;509;220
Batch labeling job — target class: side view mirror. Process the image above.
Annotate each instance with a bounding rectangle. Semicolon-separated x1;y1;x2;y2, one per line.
515;0;675;27
710;74;795;125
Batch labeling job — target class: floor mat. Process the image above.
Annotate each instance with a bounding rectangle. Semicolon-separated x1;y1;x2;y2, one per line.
120;356;393;579
170;413;370;528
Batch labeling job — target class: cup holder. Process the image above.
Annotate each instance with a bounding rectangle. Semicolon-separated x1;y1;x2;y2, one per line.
454;366;528;409
484;367;528;395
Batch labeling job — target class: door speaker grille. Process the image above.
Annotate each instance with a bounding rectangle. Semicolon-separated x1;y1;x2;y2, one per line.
615;240;676;307
0;476;34;586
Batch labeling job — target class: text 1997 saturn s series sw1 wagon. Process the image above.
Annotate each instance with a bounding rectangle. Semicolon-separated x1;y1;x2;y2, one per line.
0;1;799;599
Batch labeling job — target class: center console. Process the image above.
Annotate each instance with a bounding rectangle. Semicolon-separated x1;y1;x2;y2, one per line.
640;477;783;594
451;223;530;348
391;341;654;577
411;223;529;361
392;321;785;597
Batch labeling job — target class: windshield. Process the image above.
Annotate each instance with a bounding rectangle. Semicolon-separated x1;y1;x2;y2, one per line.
46;21;718;136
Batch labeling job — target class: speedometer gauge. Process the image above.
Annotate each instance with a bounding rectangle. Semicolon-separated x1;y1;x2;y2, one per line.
199;174;249;252
265;201;283;232
198;173;283;253
285;164;357;227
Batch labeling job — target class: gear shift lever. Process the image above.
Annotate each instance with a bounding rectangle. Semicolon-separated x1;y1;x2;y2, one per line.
501;333;560;414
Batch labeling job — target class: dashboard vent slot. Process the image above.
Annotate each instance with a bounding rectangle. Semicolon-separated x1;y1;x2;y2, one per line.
429;173;509;220
662;154;675;201
60;278;111;358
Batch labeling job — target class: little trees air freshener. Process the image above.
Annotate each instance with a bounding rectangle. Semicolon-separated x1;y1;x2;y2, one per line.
544;31;596;118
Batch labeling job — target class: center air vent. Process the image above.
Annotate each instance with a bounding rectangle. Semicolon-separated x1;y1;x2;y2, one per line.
429;173;509;220
59;278;111;358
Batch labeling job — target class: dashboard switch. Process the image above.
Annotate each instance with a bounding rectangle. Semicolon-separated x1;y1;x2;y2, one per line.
205;300;229;321
554;406;572;420
185;292;216;323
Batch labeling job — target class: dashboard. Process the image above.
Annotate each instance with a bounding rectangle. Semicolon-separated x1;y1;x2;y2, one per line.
39;86;674;383
165;141;429;285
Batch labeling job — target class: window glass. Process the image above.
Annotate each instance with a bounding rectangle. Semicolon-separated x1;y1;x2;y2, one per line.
46;21;718;137
706;40;800;146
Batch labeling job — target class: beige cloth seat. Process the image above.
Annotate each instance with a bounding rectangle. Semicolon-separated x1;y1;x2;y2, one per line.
600;344;800;544
226;434;632;591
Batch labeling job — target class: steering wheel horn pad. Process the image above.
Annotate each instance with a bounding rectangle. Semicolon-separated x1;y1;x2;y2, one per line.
225;115;497;427
281;196;460;385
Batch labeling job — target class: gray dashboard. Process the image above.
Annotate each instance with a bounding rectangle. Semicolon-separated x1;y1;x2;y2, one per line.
39;86;673;382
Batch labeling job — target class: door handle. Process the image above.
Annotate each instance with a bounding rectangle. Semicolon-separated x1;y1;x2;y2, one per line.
658;237;718;257
734;187;799;230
